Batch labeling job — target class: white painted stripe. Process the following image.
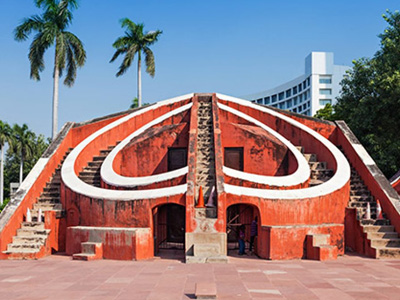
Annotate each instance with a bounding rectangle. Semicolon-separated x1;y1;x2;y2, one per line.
61;94;193;201
101;103;192;187
352;144;375;166
216;93;350;199
219;103;310;187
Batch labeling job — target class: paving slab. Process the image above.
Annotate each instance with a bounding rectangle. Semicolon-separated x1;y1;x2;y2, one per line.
0;254;399;299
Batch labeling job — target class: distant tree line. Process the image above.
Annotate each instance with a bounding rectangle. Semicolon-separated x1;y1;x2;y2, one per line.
314;10;400;178
0;121;48;212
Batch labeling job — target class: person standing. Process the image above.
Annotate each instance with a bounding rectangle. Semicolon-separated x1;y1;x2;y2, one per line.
249;216;258;253
238;225;246;255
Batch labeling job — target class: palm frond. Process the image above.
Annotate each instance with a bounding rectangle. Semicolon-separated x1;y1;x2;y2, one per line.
64;44;77;86
110;48;128;63
14;16;45;41
120;18;136;31
64;31;86;66
112;36;131;49
35;0;57;10
116;45;138;77
28;33;51;80
144;30;162;46
56;33;66;77
143;47;155;77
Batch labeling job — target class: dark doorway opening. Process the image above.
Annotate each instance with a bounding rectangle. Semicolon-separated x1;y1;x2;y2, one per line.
153;204;185;256
224;147;244;171
226;204;259;256
168;148;187;171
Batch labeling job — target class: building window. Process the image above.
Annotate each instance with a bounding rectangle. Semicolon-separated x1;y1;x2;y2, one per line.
293;107;297;113
279;92;284;100
307;101;310;108
272;95;277;103
319;99;332;106
307;77;310;86
303;81;307;89
319;76;332;84
286;89;291;98
298;84;302;92
256;98;262;104
264;97;270;104
279;102;285;109
287;99;292;107
293;96;297;105
319;89;332;95
293;86;297;94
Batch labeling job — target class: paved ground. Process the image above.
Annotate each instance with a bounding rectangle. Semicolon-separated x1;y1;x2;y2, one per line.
0;252;400;300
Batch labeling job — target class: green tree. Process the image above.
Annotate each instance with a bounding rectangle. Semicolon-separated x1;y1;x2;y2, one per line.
110;18;162;108
335;10;400;177
14;0;86;140
11;124;36;184
130;97;139;109
0;121;13;205
4;132;48;199
314;103;335;121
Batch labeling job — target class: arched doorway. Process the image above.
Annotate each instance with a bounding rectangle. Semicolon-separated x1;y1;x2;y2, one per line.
153;204;185;256
227;204;260;256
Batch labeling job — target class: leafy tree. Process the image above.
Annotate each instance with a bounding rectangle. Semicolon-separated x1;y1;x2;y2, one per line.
14;0;86;140
130;97;139;109
334;10;400;177
0;121;12;205
11;124;36;184
314;103;335;121
110;18;162;108
130;97;150;109
3;131;49;199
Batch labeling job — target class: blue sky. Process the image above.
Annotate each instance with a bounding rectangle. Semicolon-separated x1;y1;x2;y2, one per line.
0;0;399;138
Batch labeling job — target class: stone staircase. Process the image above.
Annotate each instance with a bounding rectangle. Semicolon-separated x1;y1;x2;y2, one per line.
72;242;103;261
3;148;72;257
186;97;227;263
348;166;400;258
306;233;338;260
196;100;216;202
78;145;117;187
296;146;334;187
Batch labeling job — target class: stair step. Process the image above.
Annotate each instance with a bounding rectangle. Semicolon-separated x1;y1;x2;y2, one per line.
371;238;400;248
367;232;399;239
33;203;62;211
7;243;42;251
81;242;101;254
72;253;95;261
21;222;45;230
376;247;400;258
17;228;50;236
363;225;395;233
304;153;317;162
13;235;46;244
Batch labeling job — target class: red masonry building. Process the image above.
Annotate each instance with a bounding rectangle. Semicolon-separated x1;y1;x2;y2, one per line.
1;93;400;261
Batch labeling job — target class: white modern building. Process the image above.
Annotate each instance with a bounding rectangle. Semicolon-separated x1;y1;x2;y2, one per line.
244;52;350;116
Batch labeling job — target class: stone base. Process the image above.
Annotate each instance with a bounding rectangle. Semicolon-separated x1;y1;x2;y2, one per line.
185;232;227;263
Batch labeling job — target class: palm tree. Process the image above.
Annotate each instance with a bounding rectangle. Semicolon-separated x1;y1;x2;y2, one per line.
11;124;35;184
0;121;12;205
110;18;162;107
14;0;86;140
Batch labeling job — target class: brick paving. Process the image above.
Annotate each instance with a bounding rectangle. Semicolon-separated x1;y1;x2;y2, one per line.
0;252;400;299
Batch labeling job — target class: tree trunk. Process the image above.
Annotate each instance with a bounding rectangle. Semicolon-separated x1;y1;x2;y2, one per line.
0;145;4;205
138;51;142;107
52;53;60;140
19;155;23;184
